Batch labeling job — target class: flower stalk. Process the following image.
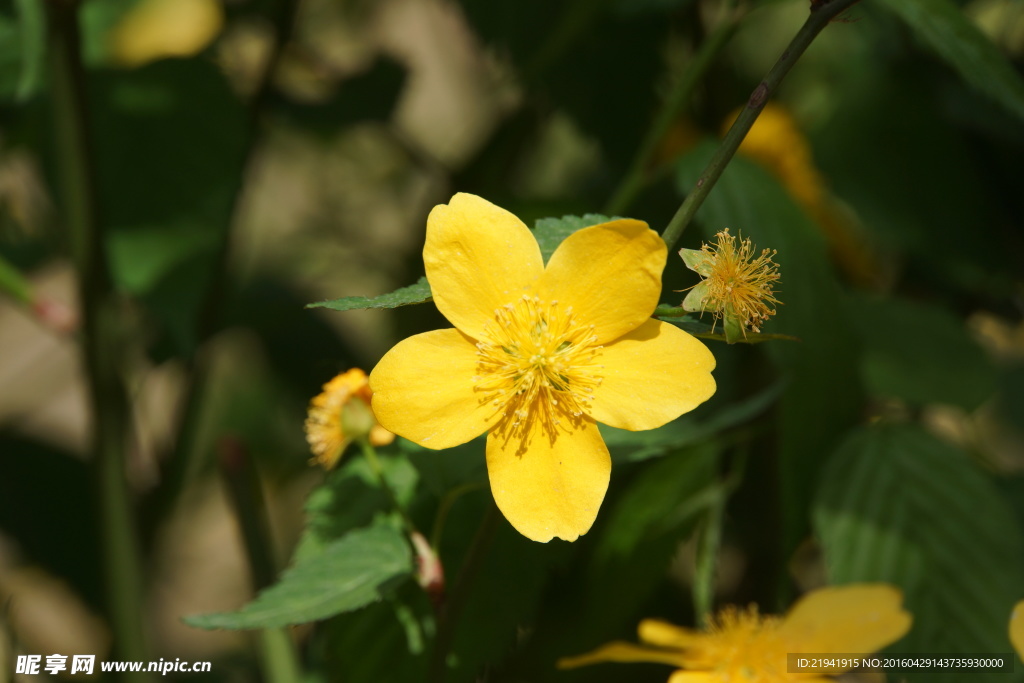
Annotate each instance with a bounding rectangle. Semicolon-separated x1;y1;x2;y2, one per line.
662;0;862;250
45;0;149;674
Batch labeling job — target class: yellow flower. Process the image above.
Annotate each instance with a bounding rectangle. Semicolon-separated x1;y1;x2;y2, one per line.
108;0;224;68
305;369;394;470
680;228;781;340
559;584;912;682
1011;600;1024;660
369;193;716;542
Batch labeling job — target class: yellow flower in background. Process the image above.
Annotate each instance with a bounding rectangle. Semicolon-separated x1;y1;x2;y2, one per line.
370;193;716;543
730;103;878;286
559;584;912;682
680;228;781;340
1011;600;1024;660
109;0;224;68
305;369;394;470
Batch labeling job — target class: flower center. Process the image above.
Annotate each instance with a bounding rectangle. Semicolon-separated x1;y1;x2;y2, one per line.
687;607;789;683
473;295;603;439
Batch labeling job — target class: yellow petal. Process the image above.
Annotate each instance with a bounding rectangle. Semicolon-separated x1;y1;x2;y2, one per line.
668;672;727;683
424;193;544;340
369;329;497;449
780;584;912;655
557;641;687;669
589;319;716;431
539;220;666;344
639;619;703;648
485;417;610;543
109;0;224;67
1011;600;1024;660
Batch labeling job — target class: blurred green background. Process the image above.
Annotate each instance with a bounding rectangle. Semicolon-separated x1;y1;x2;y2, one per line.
1;0;1023;681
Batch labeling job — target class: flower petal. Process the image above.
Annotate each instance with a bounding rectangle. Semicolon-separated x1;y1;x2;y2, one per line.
589;319;716;431
557;642;687;669
539;220;666;344
1011;600;1024;661
638;619;703;648
668;672;730;683
780;584;912;655
369;329;497;449
485;417;610;543
424;193;544;339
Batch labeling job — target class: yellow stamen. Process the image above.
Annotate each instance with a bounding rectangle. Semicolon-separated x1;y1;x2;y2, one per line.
688;229;781;335
473;294;603;441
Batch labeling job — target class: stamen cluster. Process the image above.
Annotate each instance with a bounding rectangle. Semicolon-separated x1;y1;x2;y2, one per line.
685;229;781;335
690;606;788;682
473;295;603;441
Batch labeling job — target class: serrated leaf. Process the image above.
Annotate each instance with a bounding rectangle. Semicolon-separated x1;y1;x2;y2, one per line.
533;213;620;264
850;295;996;410
185;524;413;629
307;276;432;311
295;453;419;563
875;0;1024;122
814;424;1024;678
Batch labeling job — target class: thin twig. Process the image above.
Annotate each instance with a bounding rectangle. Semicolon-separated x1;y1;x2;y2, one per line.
662;0;860;250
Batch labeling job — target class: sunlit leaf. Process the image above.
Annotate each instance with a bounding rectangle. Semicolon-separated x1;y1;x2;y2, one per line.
815;424;1024;679
307;276;432;312
185;523;413;629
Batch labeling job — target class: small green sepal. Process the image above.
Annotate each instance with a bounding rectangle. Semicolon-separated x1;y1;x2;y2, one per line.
679;247;712;276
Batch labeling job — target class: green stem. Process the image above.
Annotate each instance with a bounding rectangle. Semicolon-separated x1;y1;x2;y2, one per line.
661;0;860;250
604;2;741;216
426;503;500;683
693;494;724;626
45;1;149;675
692;451;747;626
218;438;303;683
360;441;418;537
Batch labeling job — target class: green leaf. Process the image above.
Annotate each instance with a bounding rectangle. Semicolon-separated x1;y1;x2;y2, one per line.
0;0;45;102
296;454;420;563
600;380;783;462
596;444;717;561
850;295;996;410
0;252;31;304
307;276;433;311
533;213;619;264
185;524;413;630
814;424;1024;676
875;0;1024;122
108;225;218;294
657;309;801;344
